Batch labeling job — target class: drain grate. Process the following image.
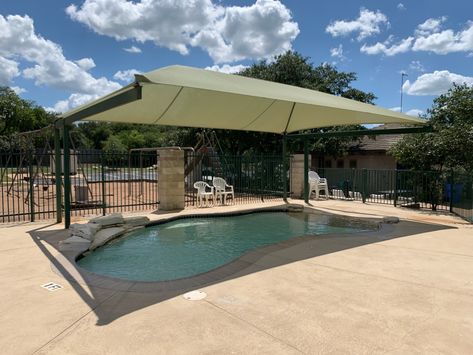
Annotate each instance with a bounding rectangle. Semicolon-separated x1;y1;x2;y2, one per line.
183;290;207;301
41;282;63;292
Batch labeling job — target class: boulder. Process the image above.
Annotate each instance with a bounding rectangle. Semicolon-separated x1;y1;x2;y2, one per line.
89;213;124;227
89;227;125;251
124;216;150;227
69;223;101;240
383;216;400;224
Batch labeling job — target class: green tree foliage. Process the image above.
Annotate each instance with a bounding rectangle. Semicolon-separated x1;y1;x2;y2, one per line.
390;84;473;172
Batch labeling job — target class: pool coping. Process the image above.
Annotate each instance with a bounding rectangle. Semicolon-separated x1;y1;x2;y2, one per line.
51;205;394;293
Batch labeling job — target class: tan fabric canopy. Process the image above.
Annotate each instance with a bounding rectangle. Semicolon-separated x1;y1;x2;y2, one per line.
60;65;424;133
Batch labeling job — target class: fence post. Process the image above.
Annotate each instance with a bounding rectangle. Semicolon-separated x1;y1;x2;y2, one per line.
282;135;287;201
63;124;71;229
101;153;106;216
450;169;454;213
393;169;398;207
362;168;367;203
303;138;309;203
27;149;35;222
54;128;62;223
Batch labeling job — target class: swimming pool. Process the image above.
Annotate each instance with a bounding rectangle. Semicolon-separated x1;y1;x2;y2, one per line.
77;211;377;281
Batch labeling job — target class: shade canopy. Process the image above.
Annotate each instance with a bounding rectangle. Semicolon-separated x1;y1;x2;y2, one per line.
60;65;424;133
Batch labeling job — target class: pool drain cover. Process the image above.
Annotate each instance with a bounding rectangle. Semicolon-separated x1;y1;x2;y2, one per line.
41;282;63;291
183;290;207;301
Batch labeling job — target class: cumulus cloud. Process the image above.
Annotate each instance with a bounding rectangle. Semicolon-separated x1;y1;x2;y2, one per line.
325;8;388;41
409;60;425;72
330;44;346;61
113;69;142;82
361;16;473;56
397;3;406;11
123;46;142;53
390;106;423;117
0;14;121;112
0;56;20;85
11;86;26;95
205;64;248;74
360;35;413;56
403;70;473;96
67;0;299;64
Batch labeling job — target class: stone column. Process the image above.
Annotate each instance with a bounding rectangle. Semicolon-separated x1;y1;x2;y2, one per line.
158;149;184;211
290;154;311;199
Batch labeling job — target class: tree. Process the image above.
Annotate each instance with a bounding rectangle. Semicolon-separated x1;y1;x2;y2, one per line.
390;84;473;172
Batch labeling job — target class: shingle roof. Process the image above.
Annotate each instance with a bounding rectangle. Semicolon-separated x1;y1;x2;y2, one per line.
349;124;405;152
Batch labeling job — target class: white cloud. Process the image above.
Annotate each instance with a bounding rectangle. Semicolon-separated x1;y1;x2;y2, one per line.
0;56;20;85
360;36;413;56
124;46;142;53
330;44;346;60
403;70;473;96
11;86;26;95
0;14;121;113
325;8;388;41
75;58;96;71
205;64;247;74
67;0;299;64
390;106;423;116
409;60;425;72
415;17;446;36
113;69;142;82
397;3;406;11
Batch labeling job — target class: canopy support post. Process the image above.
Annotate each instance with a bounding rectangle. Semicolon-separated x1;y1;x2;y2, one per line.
63;124;71;229
282;134;287;202
54;128;62;223
304;138;309;203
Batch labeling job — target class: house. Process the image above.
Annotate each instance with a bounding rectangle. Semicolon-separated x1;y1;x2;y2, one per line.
311;124;404;170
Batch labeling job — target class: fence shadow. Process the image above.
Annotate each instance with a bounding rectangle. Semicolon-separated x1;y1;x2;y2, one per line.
28;212;454;326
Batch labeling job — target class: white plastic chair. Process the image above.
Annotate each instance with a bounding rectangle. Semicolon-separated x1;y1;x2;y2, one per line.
308;171;329;199
193;181;214;207
212;177;234;205
349;191;362;200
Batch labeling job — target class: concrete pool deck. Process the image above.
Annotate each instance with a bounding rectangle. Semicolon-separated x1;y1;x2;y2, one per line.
1;200;472;354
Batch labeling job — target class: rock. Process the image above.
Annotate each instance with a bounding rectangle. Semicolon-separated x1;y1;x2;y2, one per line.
59;236;91;252
89;227;125;251
383;216;400;224
89;213;124;227
287;204;304;212
124;216;150;227
69;223;101;240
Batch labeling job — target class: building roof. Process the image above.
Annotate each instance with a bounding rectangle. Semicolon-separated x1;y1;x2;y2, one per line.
350;124;405;152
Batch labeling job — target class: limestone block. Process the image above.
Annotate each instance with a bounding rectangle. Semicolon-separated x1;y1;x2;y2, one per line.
89;227;126;251
59;236;91;252
124;216;150;227
89;213;124;227
383;216;400;224
69;223;102;240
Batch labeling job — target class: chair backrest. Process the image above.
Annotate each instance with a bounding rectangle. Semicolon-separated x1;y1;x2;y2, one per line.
212;177;226;192
194;181;209;194
308;171;321;182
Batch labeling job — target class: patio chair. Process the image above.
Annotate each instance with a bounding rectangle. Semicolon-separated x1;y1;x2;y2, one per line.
212;177;234;205
193;181;214;207
308;171;329;199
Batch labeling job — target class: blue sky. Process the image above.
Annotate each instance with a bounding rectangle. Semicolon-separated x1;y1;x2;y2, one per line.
1;0;472;116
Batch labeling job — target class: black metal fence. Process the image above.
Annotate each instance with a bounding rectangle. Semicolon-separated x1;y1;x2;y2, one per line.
0;149;159;223
315;168;473;221
184;152;286;207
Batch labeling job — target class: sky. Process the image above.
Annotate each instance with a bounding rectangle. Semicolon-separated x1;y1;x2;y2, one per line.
0;0;472;117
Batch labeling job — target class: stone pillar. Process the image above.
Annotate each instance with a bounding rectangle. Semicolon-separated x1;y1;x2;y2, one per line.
158;149;184;211
290;154;311;199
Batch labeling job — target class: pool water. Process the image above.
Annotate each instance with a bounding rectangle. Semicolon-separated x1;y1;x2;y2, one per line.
77;212;376;281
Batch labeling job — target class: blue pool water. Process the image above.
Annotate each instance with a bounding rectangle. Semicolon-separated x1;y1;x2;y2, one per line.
77;212;376;281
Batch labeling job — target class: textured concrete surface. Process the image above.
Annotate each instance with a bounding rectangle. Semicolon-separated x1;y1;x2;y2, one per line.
1;200;472;354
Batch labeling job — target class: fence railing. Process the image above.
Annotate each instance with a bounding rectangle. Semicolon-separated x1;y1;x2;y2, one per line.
184;153;286;207
315;167;473;221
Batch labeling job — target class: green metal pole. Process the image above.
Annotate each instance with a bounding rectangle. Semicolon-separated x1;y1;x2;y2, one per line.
304;138;309;203
282;135;287;201
450;169;454;213
63;124;71;229
54;128;62;223
101;153;106;216
394;169;398;207
28;149;35;222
